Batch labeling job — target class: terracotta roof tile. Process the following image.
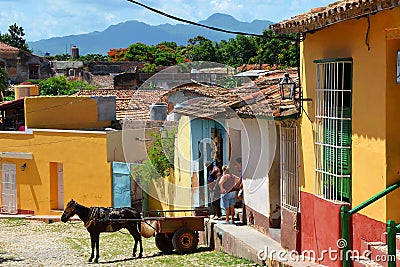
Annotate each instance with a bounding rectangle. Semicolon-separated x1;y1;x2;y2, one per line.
90;75;114;89
74;89;167;120
271;0;400;34
0;42;19;52
167;69;299;119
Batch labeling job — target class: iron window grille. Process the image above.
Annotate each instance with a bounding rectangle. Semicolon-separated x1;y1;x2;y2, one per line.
280;123;300;211
314;59;352;203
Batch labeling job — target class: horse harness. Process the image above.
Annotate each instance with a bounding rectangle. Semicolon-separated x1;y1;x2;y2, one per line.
84;207;129;232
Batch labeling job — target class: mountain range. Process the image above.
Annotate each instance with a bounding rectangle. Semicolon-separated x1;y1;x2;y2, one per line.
28;13;273;56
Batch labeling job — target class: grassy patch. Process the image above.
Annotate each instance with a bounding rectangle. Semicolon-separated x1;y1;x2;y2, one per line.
0;219;256;266
2;218;28;227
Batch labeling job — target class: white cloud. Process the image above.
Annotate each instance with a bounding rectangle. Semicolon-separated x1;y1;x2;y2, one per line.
0;0;334;41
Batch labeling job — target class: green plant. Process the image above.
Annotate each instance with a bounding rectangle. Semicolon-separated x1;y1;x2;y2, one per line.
142;62;157;73
132;128;177;183
0;23;31;52
68;80;96;91
39;76;95;96
4;91;14;101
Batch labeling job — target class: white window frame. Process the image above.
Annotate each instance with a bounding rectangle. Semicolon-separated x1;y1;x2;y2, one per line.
280;122;300;211
314;59;352;202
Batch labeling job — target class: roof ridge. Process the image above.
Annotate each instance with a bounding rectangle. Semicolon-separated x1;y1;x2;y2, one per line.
0;41;19;51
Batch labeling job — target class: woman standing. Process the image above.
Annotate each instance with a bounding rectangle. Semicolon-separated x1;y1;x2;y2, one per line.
207;166;222;219
219;165;239;224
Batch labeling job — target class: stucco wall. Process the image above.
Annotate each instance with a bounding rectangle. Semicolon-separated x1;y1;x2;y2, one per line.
300;7;400;223
25;96;115;130
145;115;192;215
0;129;111;215
227;117;277;220
107;127;158;163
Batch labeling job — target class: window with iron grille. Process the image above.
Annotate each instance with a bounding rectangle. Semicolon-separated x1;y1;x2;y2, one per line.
314;59;352;202
280;123;300;211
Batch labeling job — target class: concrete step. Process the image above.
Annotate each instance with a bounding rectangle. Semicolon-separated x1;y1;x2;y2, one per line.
395;234;400;248
353;258;384;267
369;242;400;267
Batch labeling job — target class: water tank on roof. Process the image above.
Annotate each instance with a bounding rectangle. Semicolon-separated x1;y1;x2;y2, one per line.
71;45;79;59
14;84;40;99
150;102;167;121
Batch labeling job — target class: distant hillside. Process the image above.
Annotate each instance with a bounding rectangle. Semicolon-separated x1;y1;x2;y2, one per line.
28;13;273;56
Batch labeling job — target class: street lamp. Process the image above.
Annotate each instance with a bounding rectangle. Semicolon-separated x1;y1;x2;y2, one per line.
279;73;296;100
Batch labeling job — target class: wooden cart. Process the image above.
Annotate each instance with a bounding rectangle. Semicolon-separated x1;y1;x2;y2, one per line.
143;207;209;254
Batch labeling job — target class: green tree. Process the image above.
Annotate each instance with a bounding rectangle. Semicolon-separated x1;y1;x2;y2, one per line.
124;43;154;62
78;54;108;62
187;36;218;62
39;76;94;96
142;62;157;73
0;68;9;102
0;23;31;52
253;30;297;68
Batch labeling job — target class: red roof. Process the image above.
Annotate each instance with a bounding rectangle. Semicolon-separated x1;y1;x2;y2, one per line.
0;98;24;109
74;89;167;120
271;0;400;34
0;42;19;52
165;69;299;119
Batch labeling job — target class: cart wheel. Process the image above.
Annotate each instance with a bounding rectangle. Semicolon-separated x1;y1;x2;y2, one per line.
155;234;174;254
172;227;199;254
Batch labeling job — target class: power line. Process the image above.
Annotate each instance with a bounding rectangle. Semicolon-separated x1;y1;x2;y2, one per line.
126;0;297;41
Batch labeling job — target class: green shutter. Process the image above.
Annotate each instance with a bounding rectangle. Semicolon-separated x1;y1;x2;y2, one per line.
323;107;351;199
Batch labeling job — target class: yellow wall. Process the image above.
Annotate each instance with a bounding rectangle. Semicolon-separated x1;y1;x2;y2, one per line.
147;115;192;216
25;96;111;130
300;7;400;222
0;129;112;215
385;29;400;220
134;116;192;217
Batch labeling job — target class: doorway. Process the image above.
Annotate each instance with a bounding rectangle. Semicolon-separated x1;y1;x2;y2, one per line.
50;162;64;210
1;163;17;214
57;163;64;210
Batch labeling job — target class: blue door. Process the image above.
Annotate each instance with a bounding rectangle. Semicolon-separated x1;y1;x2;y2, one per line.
112;162;131;208
190;119;226;207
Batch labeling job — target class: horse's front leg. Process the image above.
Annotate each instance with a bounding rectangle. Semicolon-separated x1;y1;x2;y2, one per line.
89;233;95;262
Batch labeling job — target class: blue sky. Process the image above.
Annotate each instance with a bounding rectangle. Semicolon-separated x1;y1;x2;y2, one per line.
0;0;333;42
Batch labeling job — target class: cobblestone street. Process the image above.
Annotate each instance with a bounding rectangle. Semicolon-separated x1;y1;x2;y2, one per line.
0;218;255;267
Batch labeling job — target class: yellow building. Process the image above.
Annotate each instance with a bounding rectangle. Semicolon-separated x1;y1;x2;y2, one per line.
0;96;116;215
271;1;400;266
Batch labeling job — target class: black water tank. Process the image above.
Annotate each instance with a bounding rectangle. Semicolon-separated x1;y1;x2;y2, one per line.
150;102;167;121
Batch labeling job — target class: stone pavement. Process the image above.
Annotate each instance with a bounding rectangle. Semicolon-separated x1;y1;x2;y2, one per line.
0;213;326;266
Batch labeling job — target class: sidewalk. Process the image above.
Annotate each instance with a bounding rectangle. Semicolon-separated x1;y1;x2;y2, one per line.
204;218;326;267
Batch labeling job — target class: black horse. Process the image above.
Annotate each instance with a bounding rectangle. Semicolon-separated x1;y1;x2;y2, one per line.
61;199;143;263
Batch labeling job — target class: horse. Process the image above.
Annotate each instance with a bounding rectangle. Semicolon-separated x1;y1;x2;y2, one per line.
61;199;143;263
